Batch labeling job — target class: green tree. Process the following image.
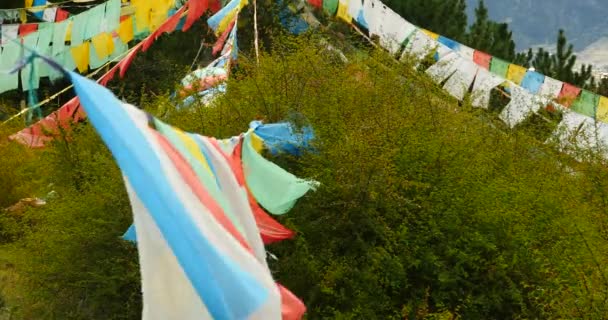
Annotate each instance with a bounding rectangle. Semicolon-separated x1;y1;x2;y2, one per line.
465;0;521;63
531;30;593;87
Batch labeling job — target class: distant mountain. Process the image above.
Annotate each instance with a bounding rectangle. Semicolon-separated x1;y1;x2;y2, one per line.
465;0;608;52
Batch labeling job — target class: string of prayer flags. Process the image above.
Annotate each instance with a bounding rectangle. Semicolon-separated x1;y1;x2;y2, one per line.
10;1;207;148
571;89;600;118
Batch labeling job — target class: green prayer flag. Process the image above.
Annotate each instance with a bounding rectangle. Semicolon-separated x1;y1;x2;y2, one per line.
88;40;108;69
52;19;70;56
49;51;76;81
323;0;339;16
70;13;87;45
85;4;105;40
21;33;40;91
109;37;128;60
0;41;20;94
490;57;509;78
242;132;318;215
571;89;600;118
36;27;53;78
104;0;121;32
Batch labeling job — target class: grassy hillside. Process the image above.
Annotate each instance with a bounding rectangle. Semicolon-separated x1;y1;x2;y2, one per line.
2;33;608;319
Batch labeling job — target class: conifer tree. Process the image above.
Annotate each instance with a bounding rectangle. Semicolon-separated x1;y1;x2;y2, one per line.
465;0;518;62
531;30;593;87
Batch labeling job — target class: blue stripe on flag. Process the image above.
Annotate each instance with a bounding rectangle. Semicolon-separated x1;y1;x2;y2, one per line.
68;71;268;319
208;0;241;32
438;36;459;51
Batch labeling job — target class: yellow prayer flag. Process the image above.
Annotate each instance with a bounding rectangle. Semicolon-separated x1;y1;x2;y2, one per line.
132;0;152;33
92;33;113;60
336;1;352;23
105;33;115;55
174;129;214;176
118;17;134;43
70;42;90;73
20;9;27;23
597;96;608;123
422;29;439;40
150;4;170;31
506;64;527;85
25;0;33;8
216;7;241;35
65;21;72;42
251;132;264;154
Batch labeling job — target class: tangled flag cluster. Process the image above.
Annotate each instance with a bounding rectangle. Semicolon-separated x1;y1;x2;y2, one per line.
28;44;315;317
7;0;231;148
313;0;608;158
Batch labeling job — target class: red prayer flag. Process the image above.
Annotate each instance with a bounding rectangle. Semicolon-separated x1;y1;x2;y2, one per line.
223;138;296;244
55;8;69;22
473;50;492;70
18;23;38;37
308;0;322;8
212;19;235;56
558;83;582;107
183;0;209;31
118;43;143;78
